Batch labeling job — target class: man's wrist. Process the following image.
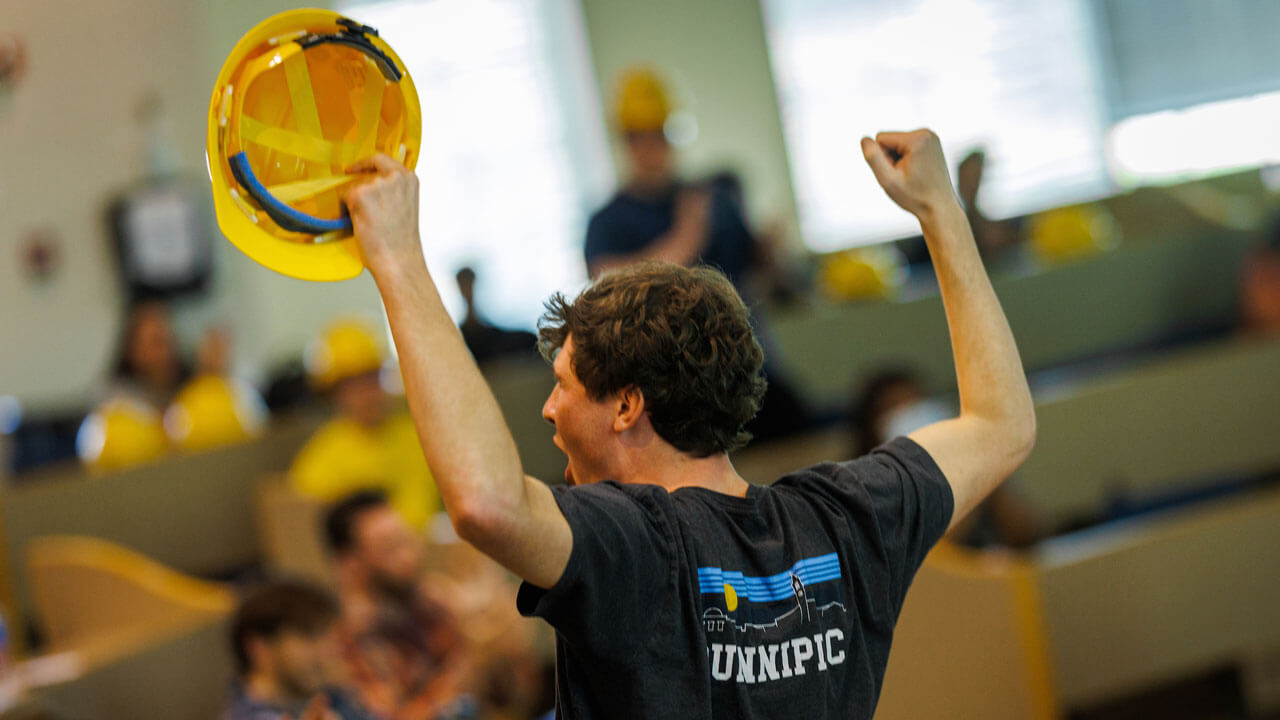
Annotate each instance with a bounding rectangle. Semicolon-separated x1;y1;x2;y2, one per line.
366;239;427;285
915;196;966;233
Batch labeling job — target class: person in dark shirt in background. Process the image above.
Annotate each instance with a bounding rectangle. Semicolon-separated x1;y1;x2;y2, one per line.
340;126;1036;718
583;70;755;285
583;67;813;442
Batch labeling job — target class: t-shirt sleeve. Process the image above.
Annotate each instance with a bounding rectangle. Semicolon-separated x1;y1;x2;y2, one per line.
516;482;673;657
820;437;954;614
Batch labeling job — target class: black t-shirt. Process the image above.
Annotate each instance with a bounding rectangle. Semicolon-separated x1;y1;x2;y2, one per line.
584;184;757;289
517;437;954;719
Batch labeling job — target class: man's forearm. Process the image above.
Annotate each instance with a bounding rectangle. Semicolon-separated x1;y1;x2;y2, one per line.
372;251;528;528
590;227;702;278
919;201;1033;434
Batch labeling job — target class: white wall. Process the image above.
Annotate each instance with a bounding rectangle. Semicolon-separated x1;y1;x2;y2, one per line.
1;0;383;411
1;0;203;408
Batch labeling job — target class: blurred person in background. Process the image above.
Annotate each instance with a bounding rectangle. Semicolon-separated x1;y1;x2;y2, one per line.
164;323;268;453
1239;213;1280;335
78;302;255;471
107;300;186;411
290;320;440;529
454;266;538;366
849;367;1042;549
584;68;760;290
897;148;1024;269
324;491;475;720
227;579;374;720
707;169;806;307
584;67;815;442
955;148;1023;262
422;538;555;720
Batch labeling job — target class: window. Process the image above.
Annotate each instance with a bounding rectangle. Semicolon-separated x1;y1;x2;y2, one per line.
339;0;610;328
1093;0;1280;186
1108;90;1280;186
761;0;1112;250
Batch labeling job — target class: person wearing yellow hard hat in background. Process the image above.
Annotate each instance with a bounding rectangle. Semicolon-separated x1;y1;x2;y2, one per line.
585;67;818;442
289;319;440;529
586;68;759;283
164;326;267;454
78;301;183;472
78;303;267;472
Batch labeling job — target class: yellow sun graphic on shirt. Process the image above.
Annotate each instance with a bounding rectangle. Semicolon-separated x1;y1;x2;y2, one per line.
723;583;738;612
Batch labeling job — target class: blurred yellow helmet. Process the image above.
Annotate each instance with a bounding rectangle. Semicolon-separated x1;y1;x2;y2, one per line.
207;9;421;282
616;68;671;133
305;319;385;390
818;246;905;301
164;375;267;452
76;398;169;473
1028;204;1119;265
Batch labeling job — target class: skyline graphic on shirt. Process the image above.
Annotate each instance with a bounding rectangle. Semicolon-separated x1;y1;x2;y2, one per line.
697;552;844;634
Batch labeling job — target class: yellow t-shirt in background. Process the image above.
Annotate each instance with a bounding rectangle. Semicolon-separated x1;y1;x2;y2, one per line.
289;413;440;528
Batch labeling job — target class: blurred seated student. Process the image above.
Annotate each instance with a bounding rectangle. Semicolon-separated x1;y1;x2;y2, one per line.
79;302;248;471
850;368;1042;549
454;266;537;365
226;579;375;720
106;300;187;410
1240;213;1280;335
165;324;268;453
957;149;1024;261
325;492;475;720
421;529;555;720
290;320;440;529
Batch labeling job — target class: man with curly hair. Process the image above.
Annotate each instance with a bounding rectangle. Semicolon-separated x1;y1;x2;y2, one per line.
343;129;1036;719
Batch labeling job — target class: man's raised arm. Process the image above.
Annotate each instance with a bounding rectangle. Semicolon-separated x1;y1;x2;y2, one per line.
861;131;1036;529
343;155;571;587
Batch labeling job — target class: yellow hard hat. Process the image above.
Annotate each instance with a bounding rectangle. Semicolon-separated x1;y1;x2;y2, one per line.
164;375;267;452
76;398;170;473
1028;204;1119;265
616;68;671;133
819;246;905;301
207;9;421;282
305;319;385;390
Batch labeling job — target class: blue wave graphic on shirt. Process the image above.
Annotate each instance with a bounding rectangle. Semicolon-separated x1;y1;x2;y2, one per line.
697;553;841;603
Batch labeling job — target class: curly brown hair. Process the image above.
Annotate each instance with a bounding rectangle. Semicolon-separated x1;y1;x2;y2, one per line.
538;262;767;457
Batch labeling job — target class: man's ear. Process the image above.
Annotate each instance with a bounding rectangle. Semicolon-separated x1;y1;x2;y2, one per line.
614;386;646;432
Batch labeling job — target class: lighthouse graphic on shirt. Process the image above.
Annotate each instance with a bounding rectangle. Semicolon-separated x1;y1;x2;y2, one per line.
790;572;810;623
699;553;848;685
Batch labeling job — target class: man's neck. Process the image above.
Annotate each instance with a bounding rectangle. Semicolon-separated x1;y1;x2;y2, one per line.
626;450;750;498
